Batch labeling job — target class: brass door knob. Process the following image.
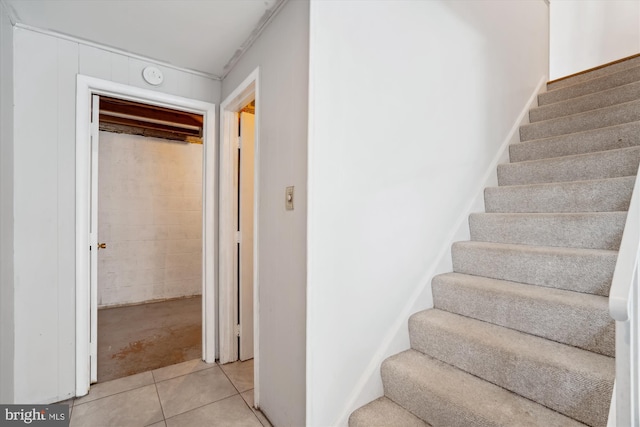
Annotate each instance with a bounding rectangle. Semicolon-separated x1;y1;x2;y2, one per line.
98;243;107;250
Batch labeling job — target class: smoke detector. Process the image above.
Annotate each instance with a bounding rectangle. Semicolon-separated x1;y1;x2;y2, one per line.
142;66;164;86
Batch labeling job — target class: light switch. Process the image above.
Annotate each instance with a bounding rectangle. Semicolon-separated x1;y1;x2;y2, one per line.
286;186;294;210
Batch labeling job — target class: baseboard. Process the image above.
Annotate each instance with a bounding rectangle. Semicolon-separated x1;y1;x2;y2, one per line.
333;75;547;426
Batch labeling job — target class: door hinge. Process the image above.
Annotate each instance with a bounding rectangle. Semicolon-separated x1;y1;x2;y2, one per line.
235;324;241;337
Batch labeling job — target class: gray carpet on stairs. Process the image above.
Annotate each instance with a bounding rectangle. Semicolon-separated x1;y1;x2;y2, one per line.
539;64;640;105
531;79;640;122
520;99;640;141
432;273;614;356
382;350;587;427
452;241;617;296
348;397;430;427
469;211;625;250
498;146;640;185
547;55;640;91
484;176;634;213
409;310;614;427
510;121;640;162
348;55;639;427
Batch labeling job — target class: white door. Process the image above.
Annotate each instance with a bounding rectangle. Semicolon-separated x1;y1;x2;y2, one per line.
239;111;255;361
89;94;100;383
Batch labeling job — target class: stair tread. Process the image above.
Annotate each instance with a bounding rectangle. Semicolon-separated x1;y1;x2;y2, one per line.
383;349;587;427
510;121;640;162
531;79;640;122
469;211;626;250
432;272;614;356
454;240;617;258
452;241;617;296
498;145;640;186
409;309;614;427
540;64;640;106
484;175;634;213
520;98;640;141
349;397;430;427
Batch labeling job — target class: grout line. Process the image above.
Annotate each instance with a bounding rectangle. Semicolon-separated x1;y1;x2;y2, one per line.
152;363;217;385
153;382;167;424
73;378;155;407
218;363;243;395
163;392;240;424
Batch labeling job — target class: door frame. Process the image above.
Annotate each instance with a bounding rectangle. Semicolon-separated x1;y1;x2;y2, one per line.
74;75;217;396
219;68;260;402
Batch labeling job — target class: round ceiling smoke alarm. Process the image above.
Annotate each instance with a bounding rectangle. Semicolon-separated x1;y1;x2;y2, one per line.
142;66;164;86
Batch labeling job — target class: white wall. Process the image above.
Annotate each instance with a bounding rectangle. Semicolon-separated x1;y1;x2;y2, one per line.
0;0;14;404
98;132;203;307
11;27;220;403
221;1;308;425
306;1;549;425
550;0;640;79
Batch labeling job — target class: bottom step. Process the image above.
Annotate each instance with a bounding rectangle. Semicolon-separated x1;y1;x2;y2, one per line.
382;350;586;427
349;396;430;427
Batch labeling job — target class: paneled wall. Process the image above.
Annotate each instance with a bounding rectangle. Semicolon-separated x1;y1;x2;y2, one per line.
11;26;219;404
98;132;202;307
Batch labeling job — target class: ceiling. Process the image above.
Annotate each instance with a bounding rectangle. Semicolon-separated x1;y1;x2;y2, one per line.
2;0;283;78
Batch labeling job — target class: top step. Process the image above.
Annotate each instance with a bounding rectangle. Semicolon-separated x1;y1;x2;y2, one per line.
548;54;640;91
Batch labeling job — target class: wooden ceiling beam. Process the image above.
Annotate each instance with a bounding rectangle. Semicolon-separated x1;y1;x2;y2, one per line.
99;113;202;137
99;96;203;128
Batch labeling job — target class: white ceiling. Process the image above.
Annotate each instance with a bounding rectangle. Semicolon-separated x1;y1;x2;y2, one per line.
2;0;283;78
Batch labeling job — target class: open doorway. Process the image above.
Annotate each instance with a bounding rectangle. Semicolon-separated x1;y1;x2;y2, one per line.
219;68;260;403
95;97;205;381
75;75;217;397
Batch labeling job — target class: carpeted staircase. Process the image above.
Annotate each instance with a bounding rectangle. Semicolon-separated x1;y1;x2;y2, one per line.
349;55;640;427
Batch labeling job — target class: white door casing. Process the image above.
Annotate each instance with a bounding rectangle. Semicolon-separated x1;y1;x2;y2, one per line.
239;111;255;361
75;75;217;397
89;95;100;384
219;67;260;405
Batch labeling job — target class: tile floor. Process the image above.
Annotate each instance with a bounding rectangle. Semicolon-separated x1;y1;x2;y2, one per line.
63;358;271;427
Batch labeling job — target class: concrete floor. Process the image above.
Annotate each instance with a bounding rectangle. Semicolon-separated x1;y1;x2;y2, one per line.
98;296;202;382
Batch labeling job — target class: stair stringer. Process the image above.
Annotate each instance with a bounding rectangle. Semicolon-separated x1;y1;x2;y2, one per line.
334;75;547;427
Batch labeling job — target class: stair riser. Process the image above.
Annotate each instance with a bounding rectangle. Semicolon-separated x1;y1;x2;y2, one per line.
510;121;640;162
531;80;640;123
497;147;640;186
521;100;640;141
408;312;613;427
540;65;640;106
451;242;616;296
484;177;634;213
548;56;640;91
382;351;586;427
469;212;625;250
432;274;614;356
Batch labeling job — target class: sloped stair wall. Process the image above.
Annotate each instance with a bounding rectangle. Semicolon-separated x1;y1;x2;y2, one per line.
350;55;640;427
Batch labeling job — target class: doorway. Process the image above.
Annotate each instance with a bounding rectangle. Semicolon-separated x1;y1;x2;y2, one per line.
75;75;217;397
96;113;204;381
219;68;260;403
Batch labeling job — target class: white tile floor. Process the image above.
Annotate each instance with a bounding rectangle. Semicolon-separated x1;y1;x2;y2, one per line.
63;359;271;427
